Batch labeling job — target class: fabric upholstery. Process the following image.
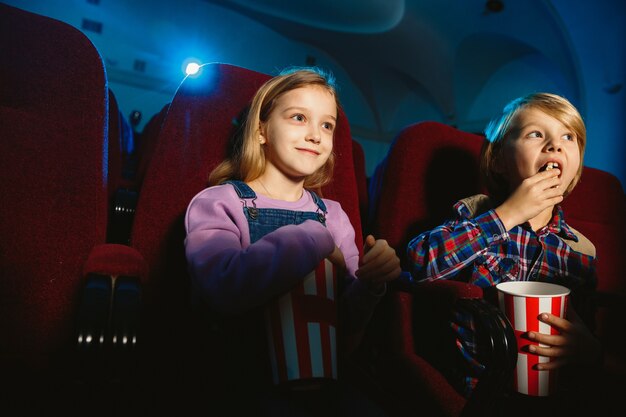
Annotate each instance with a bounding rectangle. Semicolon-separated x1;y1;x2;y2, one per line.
133;103;170;189
370;121;485;263
561;167;625;295
352;139;369;233
365;122;486;416
107;89;123;198
83;243;148;282
0;3;108;372
561;167;626;364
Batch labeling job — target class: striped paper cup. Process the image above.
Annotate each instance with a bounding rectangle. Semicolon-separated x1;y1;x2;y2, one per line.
264;259;338;386
496;281;570;396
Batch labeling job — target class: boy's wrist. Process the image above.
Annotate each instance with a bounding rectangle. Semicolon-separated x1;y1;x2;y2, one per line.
494;203;519;231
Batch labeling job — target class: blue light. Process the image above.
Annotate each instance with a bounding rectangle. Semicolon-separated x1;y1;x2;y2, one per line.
185;62;201;76
182;58;202;77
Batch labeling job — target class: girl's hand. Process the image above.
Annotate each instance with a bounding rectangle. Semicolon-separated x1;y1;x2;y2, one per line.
526;307;602;370
355;235;401;288
327;245;346;271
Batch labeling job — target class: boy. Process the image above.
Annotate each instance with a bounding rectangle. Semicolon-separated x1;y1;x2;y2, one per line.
407;93;602;399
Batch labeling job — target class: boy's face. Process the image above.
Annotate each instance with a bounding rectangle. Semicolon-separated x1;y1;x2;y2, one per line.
260;85;336;180
500;107;580;193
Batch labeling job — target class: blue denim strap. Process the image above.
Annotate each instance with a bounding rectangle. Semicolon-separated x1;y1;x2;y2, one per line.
224;180;327;214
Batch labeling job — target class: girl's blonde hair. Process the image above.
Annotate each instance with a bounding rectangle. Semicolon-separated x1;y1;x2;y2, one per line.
209;67;339;191
481;92;586;202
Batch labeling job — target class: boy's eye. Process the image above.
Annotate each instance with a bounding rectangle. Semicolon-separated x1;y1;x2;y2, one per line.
527;131;542;138
563;133;574;141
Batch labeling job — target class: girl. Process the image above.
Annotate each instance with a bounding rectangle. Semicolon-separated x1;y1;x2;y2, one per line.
184;67;399;416
406;93;601;403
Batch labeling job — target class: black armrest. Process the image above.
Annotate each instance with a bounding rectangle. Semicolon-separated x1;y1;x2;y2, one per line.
110;275;141;351
75;273;142;381
76;273;112;352
459;298;517;417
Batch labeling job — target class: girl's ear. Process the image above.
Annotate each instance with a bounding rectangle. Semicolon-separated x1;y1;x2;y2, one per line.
258;123;267;144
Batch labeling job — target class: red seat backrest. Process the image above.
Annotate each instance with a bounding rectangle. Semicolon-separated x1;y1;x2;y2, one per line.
133;103;170;190
371;121;485;262
0;3;108;372
352;139;369;233
107;89;123;198
561;166;626;356
561;167;626;295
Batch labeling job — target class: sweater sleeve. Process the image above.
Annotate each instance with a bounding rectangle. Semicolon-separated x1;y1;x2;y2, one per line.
406;202;509;282
184;186;335;315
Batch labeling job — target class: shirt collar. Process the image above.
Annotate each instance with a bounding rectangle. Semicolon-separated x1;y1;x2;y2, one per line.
543;205;578;241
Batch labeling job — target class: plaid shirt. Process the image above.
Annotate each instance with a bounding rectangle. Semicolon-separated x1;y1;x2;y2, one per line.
406;195;597;396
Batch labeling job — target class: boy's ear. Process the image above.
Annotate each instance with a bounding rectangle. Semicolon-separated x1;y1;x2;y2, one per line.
565;171;582;195
492;156;506;174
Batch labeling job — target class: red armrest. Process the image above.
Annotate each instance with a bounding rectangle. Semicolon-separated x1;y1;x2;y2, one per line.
83;243;147;280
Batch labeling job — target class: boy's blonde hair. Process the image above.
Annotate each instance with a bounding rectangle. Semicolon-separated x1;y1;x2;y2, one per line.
209;67;339;190
481;92;586;202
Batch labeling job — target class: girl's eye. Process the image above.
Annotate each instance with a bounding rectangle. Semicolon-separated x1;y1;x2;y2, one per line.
322;122;334;131
291;114;305;122
563;133;574;141
527;131;542;138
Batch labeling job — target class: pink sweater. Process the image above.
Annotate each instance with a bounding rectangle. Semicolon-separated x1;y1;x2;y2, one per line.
185;183;381;330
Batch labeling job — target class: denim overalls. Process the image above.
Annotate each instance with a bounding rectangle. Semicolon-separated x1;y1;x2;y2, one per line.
225;180;338;387
224;180;327;242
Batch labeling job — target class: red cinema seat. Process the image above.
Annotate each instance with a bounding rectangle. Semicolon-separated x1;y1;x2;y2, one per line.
107;103;171;247
365;122;516;417
370;122;486;259
108;89;123;200
134;103;170;190
560;167;626;381
352;139;370;235
0;4;146;413
106;89;139;245
0;2;108;377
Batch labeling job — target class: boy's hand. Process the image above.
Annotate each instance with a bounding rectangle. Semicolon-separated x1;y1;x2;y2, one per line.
355;235;401;289
525;307;602;370
496;169;564;230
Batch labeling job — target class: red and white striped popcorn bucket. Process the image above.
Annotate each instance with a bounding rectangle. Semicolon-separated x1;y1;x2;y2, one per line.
264;259;339;385
496;281;570;396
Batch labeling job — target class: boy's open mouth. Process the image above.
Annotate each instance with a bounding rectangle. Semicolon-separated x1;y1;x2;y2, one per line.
539;161;562;181
539;161;560;173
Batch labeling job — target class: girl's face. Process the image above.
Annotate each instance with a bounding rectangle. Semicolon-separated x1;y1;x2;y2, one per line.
500;107;580;193
260;85;336;181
